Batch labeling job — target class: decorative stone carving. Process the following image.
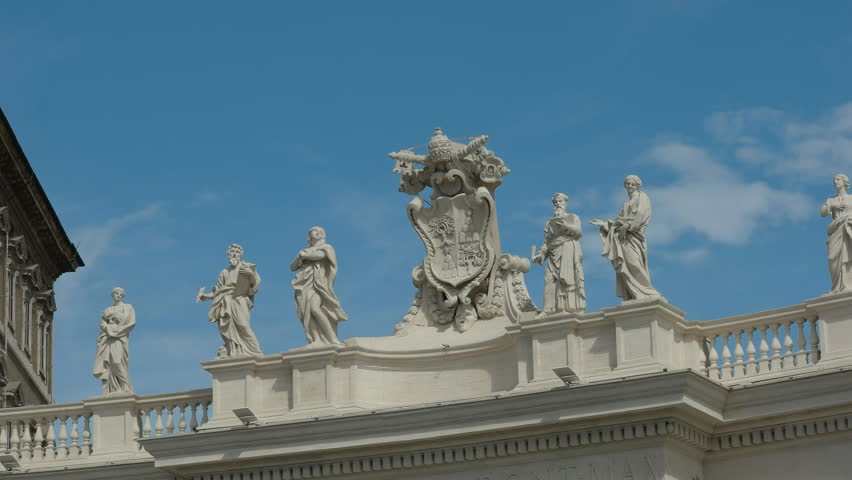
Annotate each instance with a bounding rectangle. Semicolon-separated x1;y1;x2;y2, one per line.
590;175;662;303
93;287;135;394
196;244;263;358
390;128;535;333
290;226;348;345
820;173;852;293
532;193;586;313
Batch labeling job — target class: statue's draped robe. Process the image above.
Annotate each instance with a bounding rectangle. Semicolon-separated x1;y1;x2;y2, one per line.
599;191;661;301
541;213;586;312
825;195;852;293
208;263;263;357
291;243;348;344
93;303;135;393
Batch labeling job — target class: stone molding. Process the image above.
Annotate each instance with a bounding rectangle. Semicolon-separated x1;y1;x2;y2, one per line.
186;417;706;480
709;412;852;453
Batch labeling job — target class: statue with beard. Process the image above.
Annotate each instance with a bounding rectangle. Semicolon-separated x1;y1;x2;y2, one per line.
197;243;263;358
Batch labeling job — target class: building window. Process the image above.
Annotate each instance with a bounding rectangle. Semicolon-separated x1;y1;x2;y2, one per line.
40;323;49;379
6;271;15;333
23;296;32;355
36;318;43;374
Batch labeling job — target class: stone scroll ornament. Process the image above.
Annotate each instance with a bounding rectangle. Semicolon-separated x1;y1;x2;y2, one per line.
390;128;537;333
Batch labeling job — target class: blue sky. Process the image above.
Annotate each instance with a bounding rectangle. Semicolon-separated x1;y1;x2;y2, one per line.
2;1;852;402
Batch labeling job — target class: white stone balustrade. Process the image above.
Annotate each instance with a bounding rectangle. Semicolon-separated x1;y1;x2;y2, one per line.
0;388;211;468
0;403;92;464
691;305;821;383
136;391;211;439
200;294;852;429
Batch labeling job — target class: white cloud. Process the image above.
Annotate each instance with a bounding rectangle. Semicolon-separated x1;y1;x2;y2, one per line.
642;142;814;246
72;204;162;266
53;204;163;321
192;191;221;207
661;247;710;265
705;102;852;180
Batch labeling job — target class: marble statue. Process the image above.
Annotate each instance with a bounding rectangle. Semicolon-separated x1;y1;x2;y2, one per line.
820;173;852;293
590;175;662;302
290;226;348;345
389;128;537;333
532;193;586;313
93;287;135;394
196;244;263;358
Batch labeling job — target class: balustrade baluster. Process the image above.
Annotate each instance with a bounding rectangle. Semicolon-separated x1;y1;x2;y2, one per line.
69;415;80;456
733;330;745;378
10;421;20;459
0;422;8;454
58;416;69;458
795;319;808;366
155;408;165;436
132;410;141;439
82;414;91;456
809;319;821;364
201;401;210;427
189;403;199;431
142;409;152;439
782;321;794;368
708;335;720;379
33;420;44;461
178;405;187;433
720;333;733;380
45;418;56;460
758;326;770;373
22;420;32;461
745;328;757;376
697;336;709;374
770;323;782;370
166;406;175;435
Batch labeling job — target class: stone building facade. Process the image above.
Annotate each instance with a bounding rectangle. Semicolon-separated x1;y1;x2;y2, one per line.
0;108;83;407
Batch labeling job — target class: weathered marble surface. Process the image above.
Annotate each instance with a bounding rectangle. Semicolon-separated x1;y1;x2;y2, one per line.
290;226;348;346
532;192;586;313
820;173;852;294
390;128;536;333
197;243;263;358
591;175;662;303
93;287;135;394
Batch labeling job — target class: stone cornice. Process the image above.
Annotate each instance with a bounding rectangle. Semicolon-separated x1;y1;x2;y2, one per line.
0;108;83;278
14;458;167;480
707;411;852;458
721;368;852;424
166;417;706;479
141;371;726;474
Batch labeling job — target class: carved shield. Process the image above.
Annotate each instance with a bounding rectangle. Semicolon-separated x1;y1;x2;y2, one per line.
408;188;497;307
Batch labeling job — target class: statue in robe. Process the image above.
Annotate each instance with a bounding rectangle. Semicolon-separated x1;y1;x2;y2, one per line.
532;193;586;313
93;287;135;394
590;175;662;302
290;226;348;345
197;243;263;358
820;173;852;293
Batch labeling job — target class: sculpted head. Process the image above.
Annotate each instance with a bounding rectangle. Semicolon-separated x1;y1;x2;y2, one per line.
308;226;326;246
227;244;244;266
551;192;569;212
111;287;126;303
624;175;642;194
834;174;850;192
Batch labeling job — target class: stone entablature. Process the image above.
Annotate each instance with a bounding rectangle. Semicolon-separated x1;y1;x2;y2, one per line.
1;293;852;479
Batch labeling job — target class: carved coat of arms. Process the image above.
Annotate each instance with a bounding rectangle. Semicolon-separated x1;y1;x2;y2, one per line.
408;188;496;308
388;128;537;332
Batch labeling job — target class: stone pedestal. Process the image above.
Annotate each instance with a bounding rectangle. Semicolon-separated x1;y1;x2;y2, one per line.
200;356;264;429
807;291;852;368
83;393;139;457
606;299;685;377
